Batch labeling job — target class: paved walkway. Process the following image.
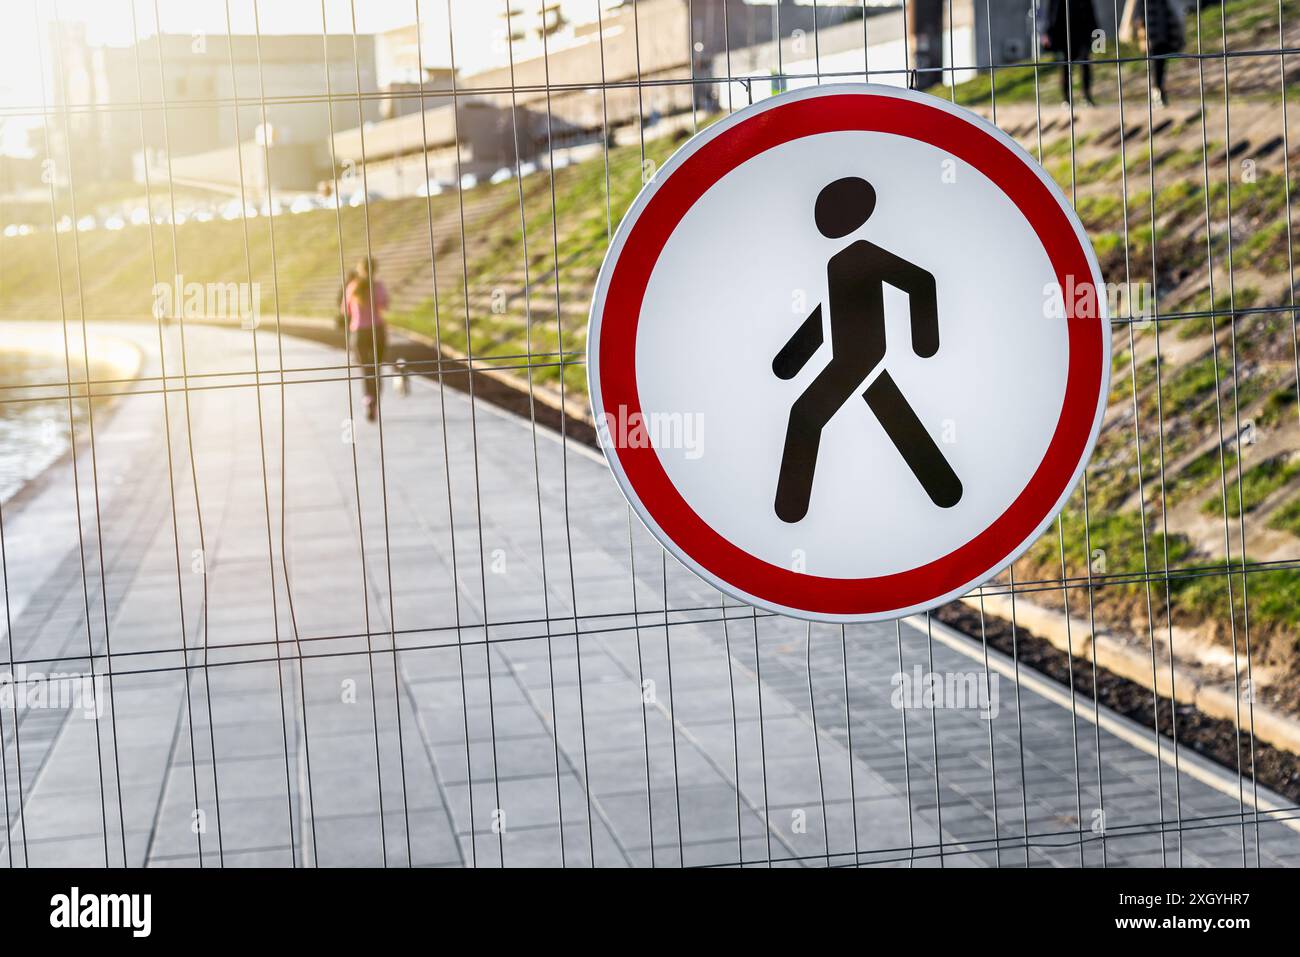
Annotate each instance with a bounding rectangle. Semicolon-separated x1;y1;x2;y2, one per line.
0;321;1296;867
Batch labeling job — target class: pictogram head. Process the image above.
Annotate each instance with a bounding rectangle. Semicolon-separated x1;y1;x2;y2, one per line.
815;177;877;238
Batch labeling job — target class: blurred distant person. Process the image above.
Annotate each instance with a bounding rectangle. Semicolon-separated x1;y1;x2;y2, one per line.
1127;0;1185;107
336;267;356;332
343;257;389;422
1040;0;1100;109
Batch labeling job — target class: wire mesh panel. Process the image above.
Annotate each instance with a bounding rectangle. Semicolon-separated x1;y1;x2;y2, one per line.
0;0;1296;869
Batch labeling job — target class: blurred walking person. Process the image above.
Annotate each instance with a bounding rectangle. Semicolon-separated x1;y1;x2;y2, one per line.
1039;0;1100;109
343;257;389;422
1124;0;1185;107
336;266;356;332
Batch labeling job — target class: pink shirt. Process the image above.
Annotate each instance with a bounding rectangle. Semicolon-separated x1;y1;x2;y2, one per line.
344;279;389;331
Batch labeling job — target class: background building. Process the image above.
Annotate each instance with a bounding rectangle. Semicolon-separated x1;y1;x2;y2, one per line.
44;25;379;190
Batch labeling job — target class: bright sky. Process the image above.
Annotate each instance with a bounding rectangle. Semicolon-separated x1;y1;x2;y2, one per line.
0;0;850;154
0;0;620;114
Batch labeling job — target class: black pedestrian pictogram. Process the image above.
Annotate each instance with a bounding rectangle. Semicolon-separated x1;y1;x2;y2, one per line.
772;176;963;523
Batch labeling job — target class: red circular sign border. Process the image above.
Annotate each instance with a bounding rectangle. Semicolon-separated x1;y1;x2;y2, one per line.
594;89;1104;617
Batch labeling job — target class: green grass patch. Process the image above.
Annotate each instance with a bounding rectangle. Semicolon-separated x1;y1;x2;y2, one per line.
1167;444;1238;508
1202;452;1300;518
1266;492;1300;535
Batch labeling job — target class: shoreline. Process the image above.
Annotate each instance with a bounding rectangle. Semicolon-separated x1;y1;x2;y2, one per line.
0;320;144;509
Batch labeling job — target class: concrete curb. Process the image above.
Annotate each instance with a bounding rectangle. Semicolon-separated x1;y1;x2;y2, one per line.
393;324;595;426
243;314;599;446
962;592;1300;757
912;612;1300;834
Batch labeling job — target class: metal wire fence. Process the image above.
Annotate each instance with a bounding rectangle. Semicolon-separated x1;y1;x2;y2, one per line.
0;0;1297;868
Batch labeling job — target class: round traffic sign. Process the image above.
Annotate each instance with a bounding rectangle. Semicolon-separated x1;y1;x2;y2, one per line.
587;84;1110;622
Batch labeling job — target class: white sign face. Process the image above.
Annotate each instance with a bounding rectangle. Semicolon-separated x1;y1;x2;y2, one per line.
588;84;1109;622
